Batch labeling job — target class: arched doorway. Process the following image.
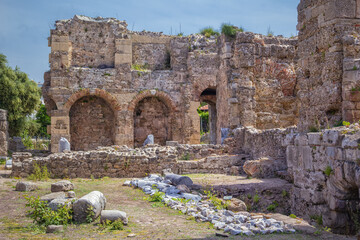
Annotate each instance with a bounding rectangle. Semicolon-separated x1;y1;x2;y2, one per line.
133;97;171;147
200;88;217;144
69;95;115;151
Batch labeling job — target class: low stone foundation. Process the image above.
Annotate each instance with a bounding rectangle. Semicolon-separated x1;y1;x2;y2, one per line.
286;126;360;234
11;144;235;179
176;154;249;175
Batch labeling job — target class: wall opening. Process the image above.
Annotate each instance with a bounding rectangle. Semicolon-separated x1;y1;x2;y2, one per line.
134;97;171;147
200;88;217;144
69;95;115;151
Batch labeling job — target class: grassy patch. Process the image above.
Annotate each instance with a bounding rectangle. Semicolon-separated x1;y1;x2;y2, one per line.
199;27;219;38
324;166;333;177
221;23;243;38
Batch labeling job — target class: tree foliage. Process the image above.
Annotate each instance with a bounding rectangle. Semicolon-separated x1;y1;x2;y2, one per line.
35;104;51;138
0;53;41;136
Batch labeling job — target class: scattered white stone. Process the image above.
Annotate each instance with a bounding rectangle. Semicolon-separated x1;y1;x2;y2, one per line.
127;175;292;236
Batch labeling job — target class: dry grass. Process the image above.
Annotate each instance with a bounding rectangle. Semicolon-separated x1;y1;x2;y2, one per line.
0;173;354;239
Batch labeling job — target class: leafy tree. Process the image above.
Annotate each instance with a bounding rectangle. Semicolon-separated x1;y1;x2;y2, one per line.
0;53;41;136
35;104;51;138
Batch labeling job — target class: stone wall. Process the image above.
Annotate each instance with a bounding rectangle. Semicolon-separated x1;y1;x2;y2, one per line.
217;34;298;136
44;15;299;152
297;0;360;131
0;110;8;157
286;127;360;234
226;126;295;160
11;144;232;179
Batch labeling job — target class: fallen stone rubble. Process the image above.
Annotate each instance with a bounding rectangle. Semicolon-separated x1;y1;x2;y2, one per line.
127;174;296;236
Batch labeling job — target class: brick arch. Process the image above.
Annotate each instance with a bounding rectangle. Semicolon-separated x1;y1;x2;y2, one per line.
194;85;217;102
63;88;121;113
129;90;177;147
128;90;178;112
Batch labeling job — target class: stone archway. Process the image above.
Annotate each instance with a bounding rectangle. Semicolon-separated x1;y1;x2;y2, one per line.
199;88;217;144
133;97;171;147
129;90;177;147
69;95;115;151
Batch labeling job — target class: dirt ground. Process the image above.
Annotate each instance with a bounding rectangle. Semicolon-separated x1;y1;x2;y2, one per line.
0;169;356;240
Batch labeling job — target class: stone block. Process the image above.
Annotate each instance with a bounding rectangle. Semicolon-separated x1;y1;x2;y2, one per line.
115;53;132;65
322;130;340;146
236;44;255;68
164;174;193;187
48;198;74;211
51;180;74;192
46;225;64;233
341;137;359;148
302;146;313;170
40;192;67;203
294;134;308;146
15;182;38;192
73;191;106;223
344;149;358;162
100;210;128;225
311;190;325;204
308;133;321;145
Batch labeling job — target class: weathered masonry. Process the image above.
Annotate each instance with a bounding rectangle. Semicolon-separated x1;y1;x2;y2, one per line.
43;15;298;152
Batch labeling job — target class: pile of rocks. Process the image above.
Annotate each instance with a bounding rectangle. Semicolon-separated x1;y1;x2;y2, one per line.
127;174;296;236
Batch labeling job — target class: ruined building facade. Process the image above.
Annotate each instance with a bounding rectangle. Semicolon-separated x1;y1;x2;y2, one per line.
43;15;298;152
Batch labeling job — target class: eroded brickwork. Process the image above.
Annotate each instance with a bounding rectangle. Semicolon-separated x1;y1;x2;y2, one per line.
70;96;115;151
134;97;171;147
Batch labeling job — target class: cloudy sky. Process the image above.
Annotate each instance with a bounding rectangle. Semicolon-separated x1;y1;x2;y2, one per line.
0;0;300;83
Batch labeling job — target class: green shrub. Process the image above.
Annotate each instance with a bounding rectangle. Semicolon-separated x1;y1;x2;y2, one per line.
144;191;165;203
267;204;276;211
131;63;150;71
310;215;323;226
289;214;297;218
267;201;278;212
282;190;288;198
221;23;243;38
204;190;229;210
342;121;351;127
100;219;124;231
86;205;95;223
324;166;333;177
109;219;124;230
200;27;219;38
28;162;49;181
0;158;5;165
24;196;73;226
179;153;191;160
253;194;260;204
309;126;319;132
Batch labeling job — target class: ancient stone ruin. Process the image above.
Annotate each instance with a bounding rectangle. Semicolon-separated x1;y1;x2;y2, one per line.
43;14;298;152
8;0;360;236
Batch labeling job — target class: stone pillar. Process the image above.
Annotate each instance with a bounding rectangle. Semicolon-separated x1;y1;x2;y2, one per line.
0;109;8;157
50;110;70;153
49;33;72;70
208;103;217;144
187;101;201;144
115;38;132;67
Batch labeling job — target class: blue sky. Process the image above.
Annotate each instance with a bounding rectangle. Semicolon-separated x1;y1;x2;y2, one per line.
0;0;300;83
